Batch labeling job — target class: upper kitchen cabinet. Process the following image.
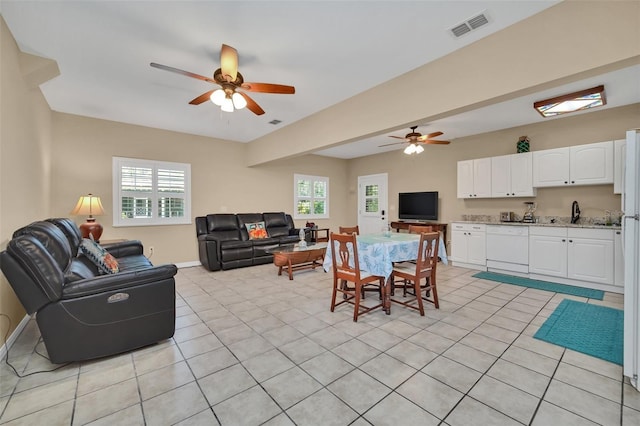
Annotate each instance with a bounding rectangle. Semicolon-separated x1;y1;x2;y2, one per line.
614;138;626;194
532;141;613;187
457;158;492;199
491;152;536;197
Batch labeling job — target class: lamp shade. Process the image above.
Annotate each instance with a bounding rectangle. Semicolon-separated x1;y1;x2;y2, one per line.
70;194;105;241
70;194;105;217
210;89;226;106
232;92;247;109
220;96;234;112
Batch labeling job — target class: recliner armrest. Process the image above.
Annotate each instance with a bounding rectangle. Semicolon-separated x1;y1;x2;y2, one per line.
62;264;178;299
103;240;144;257
199;234;231;244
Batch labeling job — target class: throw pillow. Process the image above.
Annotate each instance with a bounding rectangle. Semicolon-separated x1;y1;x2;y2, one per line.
79;238;120;274
246;221;268;239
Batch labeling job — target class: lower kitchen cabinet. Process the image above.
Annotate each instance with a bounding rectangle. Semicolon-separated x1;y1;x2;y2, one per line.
529;226;615;286
567;228;614;285
529;227;567;278
450;223;486;270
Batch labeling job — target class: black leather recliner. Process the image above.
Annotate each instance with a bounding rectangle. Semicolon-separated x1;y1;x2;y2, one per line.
0;218;177;364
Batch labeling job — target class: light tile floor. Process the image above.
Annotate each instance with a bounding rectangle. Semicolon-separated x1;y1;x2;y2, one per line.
1;263;640;425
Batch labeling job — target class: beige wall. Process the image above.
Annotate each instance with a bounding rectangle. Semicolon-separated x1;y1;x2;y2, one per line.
0;18;53;337
50;113;349;265
346;103;639;247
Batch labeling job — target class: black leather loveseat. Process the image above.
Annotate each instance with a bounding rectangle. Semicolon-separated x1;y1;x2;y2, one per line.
195;212;304;271
0;218;177;364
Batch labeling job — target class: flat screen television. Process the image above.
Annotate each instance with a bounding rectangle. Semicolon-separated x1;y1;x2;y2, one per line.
398;191;438;221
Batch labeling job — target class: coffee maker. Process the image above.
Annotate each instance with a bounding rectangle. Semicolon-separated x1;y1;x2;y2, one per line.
522;202;537;223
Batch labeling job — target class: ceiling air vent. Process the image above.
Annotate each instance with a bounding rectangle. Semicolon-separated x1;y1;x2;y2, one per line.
450;11;489;38
451;23;471;38
269;119;282;125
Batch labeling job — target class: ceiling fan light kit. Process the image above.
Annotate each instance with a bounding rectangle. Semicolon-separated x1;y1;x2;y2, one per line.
404;144;424;155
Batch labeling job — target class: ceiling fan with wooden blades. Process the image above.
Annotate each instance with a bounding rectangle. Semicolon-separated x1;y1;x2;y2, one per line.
379;126;450;154
379;126;451;147
150;44;295;116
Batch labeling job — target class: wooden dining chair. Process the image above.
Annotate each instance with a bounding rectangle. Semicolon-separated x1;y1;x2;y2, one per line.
391;231;440;315
391;224;434;295
407;225;433;234
329;232;384;322
338;225;359;235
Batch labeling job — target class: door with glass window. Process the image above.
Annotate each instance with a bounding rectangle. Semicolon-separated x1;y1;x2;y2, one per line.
357;173;388;235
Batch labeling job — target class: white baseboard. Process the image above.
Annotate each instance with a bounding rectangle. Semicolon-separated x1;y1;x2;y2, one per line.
451;261;487;271
0;313;31;360
175;261;202;269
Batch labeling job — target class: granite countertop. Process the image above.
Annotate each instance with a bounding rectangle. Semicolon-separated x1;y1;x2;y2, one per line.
456;215;622;230
454;220;621;230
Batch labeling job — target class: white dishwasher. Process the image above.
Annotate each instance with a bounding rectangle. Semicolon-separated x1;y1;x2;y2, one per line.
486;225;529;274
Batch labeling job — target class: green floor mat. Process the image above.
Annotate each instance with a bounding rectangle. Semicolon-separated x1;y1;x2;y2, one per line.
472;271;604;300
534;299;623;365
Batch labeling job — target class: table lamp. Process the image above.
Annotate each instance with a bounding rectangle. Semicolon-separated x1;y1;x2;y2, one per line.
70;193;105;241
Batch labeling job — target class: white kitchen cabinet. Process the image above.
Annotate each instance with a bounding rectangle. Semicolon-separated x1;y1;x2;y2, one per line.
614;138;626;194
457;158;491;198
529;226;615;286
570;141;614;185
491;152;535;197
567;228;614;285
450;223;486;269
615;229;624;287
533;141;614;187
532;147;569;187
529;227;568;278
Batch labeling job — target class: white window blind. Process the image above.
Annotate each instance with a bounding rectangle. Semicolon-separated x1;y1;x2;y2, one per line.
294;174;329;219
113;157;191;226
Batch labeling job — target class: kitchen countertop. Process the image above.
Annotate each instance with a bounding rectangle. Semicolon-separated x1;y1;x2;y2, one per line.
453;220;621;230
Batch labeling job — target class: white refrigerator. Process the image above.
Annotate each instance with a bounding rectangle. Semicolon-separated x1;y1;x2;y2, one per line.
623;129;640;390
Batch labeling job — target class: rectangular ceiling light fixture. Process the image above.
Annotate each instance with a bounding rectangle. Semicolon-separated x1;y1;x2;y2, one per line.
534;85;606;117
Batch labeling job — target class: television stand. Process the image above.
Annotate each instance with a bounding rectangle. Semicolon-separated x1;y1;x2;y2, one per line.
390;221;447;246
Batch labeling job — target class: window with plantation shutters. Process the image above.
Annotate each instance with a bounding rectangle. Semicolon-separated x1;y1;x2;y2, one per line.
113;157;191;226
293;174;329;219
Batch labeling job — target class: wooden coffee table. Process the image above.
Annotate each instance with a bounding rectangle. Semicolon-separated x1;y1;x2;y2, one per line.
267;243;328;280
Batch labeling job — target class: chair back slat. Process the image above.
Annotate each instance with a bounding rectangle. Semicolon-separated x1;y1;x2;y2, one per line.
338;226;359;235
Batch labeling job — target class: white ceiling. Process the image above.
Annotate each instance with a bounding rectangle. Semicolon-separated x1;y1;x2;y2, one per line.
2;1;638;159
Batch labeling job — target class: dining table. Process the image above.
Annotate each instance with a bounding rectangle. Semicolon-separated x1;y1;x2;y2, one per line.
323;232;448;314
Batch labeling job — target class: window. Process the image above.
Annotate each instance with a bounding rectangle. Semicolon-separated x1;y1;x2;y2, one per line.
364;184;380;213
113;157;191;226
294;174;329;219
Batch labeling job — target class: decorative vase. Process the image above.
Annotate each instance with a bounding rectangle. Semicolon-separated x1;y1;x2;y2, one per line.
298;228;307;248
517;136;530;153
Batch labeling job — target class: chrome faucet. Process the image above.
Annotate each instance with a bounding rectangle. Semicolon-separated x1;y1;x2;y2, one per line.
571;201;581;224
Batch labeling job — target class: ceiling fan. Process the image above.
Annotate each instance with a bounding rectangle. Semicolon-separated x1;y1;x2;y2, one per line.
379;126;450;154
150;44;295;116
